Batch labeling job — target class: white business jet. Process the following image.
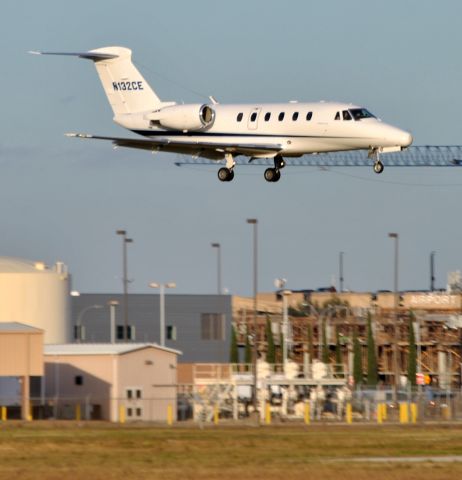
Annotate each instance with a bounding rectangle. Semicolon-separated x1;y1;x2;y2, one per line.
31;46;413;182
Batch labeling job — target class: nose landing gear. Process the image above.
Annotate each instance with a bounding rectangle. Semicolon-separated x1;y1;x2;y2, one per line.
373;160;384;174
369;148;384;174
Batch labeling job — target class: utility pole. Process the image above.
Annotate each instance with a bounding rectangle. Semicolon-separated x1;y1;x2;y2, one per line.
116;230;133;341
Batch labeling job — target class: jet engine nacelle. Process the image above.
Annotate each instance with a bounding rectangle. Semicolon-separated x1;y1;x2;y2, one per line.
148;104;215;132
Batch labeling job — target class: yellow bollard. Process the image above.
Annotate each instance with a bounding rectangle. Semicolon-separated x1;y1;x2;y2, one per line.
410;403;417;424
119;405;126;424
381;403;387;421
1;406;6;421
304;402;310;425
377;403;382;424
265;402;271;425
441;404;451;421
76;403;81;421
28;405;33;421
399;402;409;424
213;404;219;425
167;404;173;426
346;402;352;424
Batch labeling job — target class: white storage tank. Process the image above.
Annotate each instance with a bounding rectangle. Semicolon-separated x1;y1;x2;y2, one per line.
0;257;71;343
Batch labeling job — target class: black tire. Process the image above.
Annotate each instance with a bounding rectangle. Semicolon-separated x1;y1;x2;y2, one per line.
264;168;276;182
373;161;384;174
218;167;232;182
273;169;281;182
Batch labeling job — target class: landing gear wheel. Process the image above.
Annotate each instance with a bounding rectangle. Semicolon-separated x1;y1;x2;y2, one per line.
264;168;281;182
218;167;234;182
373;161;384;174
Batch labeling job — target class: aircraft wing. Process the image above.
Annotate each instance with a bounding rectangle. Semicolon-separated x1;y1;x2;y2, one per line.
65;133;282;159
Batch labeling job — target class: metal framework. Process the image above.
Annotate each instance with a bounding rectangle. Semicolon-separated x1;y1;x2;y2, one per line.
175;146;462;167
234;308;462;387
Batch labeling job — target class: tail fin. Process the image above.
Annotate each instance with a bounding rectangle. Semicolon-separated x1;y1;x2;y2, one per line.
32;46;162;115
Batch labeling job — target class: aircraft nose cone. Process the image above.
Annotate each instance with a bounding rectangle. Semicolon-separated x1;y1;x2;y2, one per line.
402;131;413;147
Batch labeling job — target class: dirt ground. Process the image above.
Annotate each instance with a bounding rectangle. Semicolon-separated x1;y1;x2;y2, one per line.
1;422;462;479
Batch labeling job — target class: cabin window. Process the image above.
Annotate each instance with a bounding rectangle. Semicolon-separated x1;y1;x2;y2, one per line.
292;112;299;121
335;112;340;120
278;112;285;121
306;112;313;121
250;112;257;122
236;112;243;122
342;110;352;121
264;112;271;121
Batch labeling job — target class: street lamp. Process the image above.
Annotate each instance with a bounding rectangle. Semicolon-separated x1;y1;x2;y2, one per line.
339;251;344;293
430;251;436;291
108;300;119;344
116;229;133;341
75;304;103;342
388;232;400;395
246;218;258;412
275;278;292;368
211;242;222;294
149;282;177;346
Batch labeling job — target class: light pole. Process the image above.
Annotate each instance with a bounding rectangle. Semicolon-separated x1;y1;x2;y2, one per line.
388;232;400;396
75;304;103;342
246;218;258;412
149;282;177;346
116;230;133;341
276;278;292;369
430;251;436;291
108;300;119;344
339;251;344;293
211;242;222;294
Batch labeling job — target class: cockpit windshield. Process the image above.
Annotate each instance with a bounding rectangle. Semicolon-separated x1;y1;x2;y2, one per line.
349;108;376;121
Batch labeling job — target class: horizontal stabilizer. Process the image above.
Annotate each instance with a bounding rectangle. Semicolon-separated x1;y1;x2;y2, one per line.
29;50;118;61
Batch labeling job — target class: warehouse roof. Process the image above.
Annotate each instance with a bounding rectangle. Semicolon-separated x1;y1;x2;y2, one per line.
44;343;182;356
0;322;43;333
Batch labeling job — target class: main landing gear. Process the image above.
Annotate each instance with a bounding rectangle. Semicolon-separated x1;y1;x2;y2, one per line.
264;155;285;183
217;153;236;182
217;154;286;182
369;147;384;174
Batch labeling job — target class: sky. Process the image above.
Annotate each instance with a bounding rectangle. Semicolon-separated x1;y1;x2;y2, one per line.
1;0;462;296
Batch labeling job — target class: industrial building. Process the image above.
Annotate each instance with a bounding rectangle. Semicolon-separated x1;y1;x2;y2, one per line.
233;290;462;388
71;294;232;363
0;323;44;420
44;343;180;422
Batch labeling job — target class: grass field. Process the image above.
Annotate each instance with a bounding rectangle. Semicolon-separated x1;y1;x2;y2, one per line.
1;422;462;480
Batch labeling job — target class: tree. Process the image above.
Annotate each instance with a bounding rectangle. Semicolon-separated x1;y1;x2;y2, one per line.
353;328;363;387
230;324;239;363
265;318;276;364
408;311;417;387
307;322;314;362
366;312;378;387
322;318;329;364
335;326;343;374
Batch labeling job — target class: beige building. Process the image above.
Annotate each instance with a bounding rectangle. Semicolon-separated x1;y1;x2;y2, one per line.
44;343;180;422
0;322;44;420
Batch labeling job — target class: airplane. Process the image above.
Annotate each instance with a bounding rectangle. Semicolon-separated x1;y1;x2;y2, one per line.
31;46;413;182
